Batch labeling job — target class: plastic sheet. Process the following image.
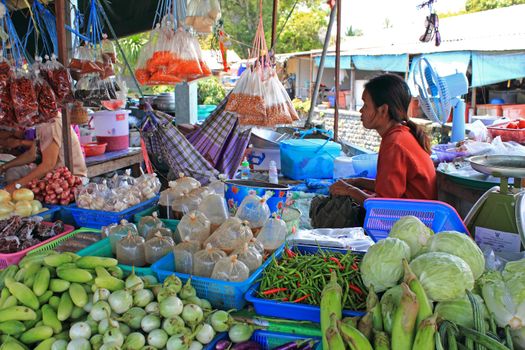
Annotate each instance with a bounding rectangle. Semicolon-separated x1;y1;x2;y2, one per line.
287;227;375;251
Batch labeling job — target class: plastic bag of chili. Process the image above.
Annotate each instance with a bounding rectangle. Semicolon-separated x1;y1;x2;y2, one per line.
11;69;39;126
0;59;14;126
34;70;59;123
44;55;74;107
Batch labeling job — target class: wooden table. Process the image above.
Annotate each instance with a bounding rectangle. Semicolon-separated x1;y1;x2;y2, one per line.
86;147;143;178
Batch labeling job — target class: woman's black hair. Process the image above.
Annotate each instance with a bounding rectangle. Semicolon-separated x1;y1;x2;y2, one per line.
364;74;431;154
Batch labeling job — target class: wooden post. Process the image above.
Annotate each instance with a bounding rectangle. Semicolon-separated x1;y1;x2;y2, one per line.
350;65;356;111
271;0;279;50
334;0;341;142
55;0;73;171
471;87;477;115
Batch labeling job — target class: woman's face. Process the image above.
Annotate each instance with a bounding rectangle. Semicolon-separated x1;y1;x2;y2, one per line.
360;90;380;130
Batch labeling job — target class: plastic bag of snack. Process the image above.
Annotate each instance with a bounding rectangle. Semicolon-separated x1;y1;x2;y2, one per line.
0;59;14;125
235;191;271;232
173;237;201;274
145;227;174;242
144;232;175;265
203;217;253;254
197;193;229;232
173;173;201;193
211;255;250;282
185;0;221;33
138;212;163;237
192;243;226;278
109;220;139;254
45;54;74;106
172;191;202;220
231;242;262;273
256;215;287;252
176;210;211;244
101;34;117;63
34;70;59;123
11;70;38;126
116;231;146;267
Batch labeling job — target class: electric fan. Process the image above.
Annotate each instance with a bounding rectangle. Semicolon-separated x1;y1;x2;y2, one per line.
413;57;469;142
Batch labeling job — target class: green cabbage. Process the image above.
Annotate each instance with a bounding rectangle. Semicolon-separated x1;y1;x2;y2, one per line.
479;262;525;330
435;293;488;328
409;252;474;302
426;231;486;279
389;216;433;258
361;238;411;293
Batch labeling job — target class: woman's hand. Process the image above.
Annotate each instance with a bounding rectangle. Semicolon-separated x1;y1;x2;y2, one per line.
4;183;16;193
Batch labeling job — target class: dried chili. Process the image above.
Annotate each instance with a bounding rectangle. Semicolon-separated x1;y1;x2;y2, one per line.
11;75;38;126
49;66;74;105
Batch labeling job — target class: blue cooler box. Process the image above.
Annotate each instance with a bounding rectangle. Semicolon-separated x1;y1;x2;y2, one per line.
280;139;341;180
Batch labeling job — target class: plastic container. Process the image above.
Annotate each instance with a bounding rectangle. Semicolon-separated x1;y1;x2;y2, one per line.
151;245;285;309
206;331;321;350
333;156;355;179
501;104;525;119
245;245;366;323
83;142;107;157
65;196;159;229
0;222;75;268
432;144;468;163
363;198;470;242
28;228;102;255
224;180;290;215
476;104;503;117
91;109;130;151
77;237;153;276
487;121;525;144
280;139;342;180
133;205;180;232
247;147;281;171
351;153;378;179
268;161;278;185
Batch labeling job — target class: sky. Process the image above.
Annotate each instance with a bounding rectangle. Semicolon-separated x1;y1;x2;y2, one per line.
341;0;467;35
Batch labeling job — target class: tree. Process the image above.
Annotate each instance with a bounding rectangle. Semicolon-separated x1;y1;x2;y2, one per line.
383;18;393;29
220;0;328;57
465;0;525;12
345;25;363;36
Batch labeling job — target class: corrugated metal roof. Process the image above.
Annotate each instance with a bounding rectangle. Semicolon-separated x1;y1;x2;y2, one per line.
302;4;525;57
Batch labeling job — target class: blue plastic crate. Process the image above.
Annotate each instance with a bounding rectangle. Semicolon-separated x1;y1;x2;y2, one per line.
205;331;321;350
151;245;284;310
363;198;470;242
65;196;159;229
46;204;76;226
245;245;365;323
32;206;60;222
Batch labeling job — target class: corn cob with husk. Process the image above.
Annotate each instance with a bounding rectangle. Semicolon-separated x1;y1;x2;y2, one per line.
403;259;433;328
338;318;373;350
373;330;390;350
326;313;345;350
391;283;419;350
321;271;342;350
412;314;438;350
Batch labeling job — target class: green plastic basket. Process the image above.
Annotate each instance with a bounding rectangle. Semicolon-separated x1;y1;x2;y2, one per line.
28;228;102;256
77;237;154;277
134;205;180;232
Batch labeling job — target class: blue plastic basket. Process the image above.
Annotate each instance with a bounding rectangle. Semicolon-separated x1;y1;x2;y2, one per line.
245;245;365;323
32;206;60;222
151;246;285;310
363;198;470;242
205;330;321;350
65;196;159;229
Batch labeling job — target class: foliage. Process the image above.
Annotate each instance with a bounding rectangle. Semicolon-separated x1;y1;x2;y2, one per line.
465;0;525;12
221;0;327;57
198;77;226;105
292;98;311;116
345;25;363;37
117;32;149;75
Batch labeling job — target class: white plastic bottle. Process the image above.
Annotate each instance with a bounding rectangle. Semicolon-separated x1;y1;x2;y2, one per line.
268;160;278;184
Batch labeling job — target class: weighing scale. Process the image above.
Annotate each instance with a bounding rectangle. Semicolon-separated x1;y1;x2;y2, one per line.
464;155;525;252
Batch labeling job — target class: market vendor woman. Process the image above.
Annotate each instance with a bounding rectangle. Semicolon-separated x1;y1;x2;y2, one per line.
0;115;87;192
331;74;437;203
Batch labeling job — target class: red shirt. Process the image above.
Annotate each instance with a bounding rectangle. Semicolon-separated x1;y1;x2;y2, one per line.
375;125;437;200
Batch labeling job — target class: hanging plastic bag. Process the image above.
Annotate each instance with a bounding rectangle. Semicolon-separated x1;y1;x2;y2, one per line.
137;212;163;237
211;255;250;282
176;211;211;244
257;216;287;252
144;232;175;264
134;27;158;85
264;72;300;125
173;237;201;274
185;0;221;33
226;68;266;123
116;231;146;267
34;70;59;124
101;34;117;63
0;59;14;126
109;220;139;254
193;243;227;277
235;191;271;233
197;193;229;232
232;242;262;273
204;217;253;254
11;70;38;126
44;55;74;106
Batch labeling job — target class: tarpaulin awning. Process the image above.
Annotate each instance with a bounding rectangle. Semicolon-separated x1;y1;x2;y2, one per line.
314;55;352;69
471;51;525;87
352;54;408;72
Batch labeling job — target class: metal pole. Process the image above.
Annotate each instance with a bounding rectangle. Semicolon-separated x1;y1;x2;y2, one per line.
55;0;73;171
271;0;279;50
305;3;337;128
334;0;341;142
471;87;477;115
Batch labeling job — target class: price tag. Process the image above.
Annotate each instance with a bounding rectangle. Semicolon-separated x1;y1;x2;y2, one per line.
475;226;521;253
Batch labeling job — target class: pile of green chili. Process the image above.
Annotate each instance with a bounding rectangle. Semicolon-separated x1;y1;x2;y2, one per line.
258;246;367;310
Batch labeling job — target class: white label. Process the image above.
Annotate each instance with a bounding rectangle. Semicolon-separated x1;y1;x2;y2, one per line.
475;226;521;253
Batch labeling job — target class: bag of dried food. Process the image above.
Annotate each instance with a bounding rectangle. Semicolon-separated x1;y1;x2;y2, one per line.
11;70;38;126
185;0;221;33
44;55;74;106
193;243;226;278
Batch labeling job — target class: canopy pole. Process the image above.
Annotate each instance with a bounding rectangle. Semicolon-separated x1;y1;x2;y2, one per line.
305;3;337;129
334;0;341;142
55;0;73;171
271;0;279;50
471;87;477;116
